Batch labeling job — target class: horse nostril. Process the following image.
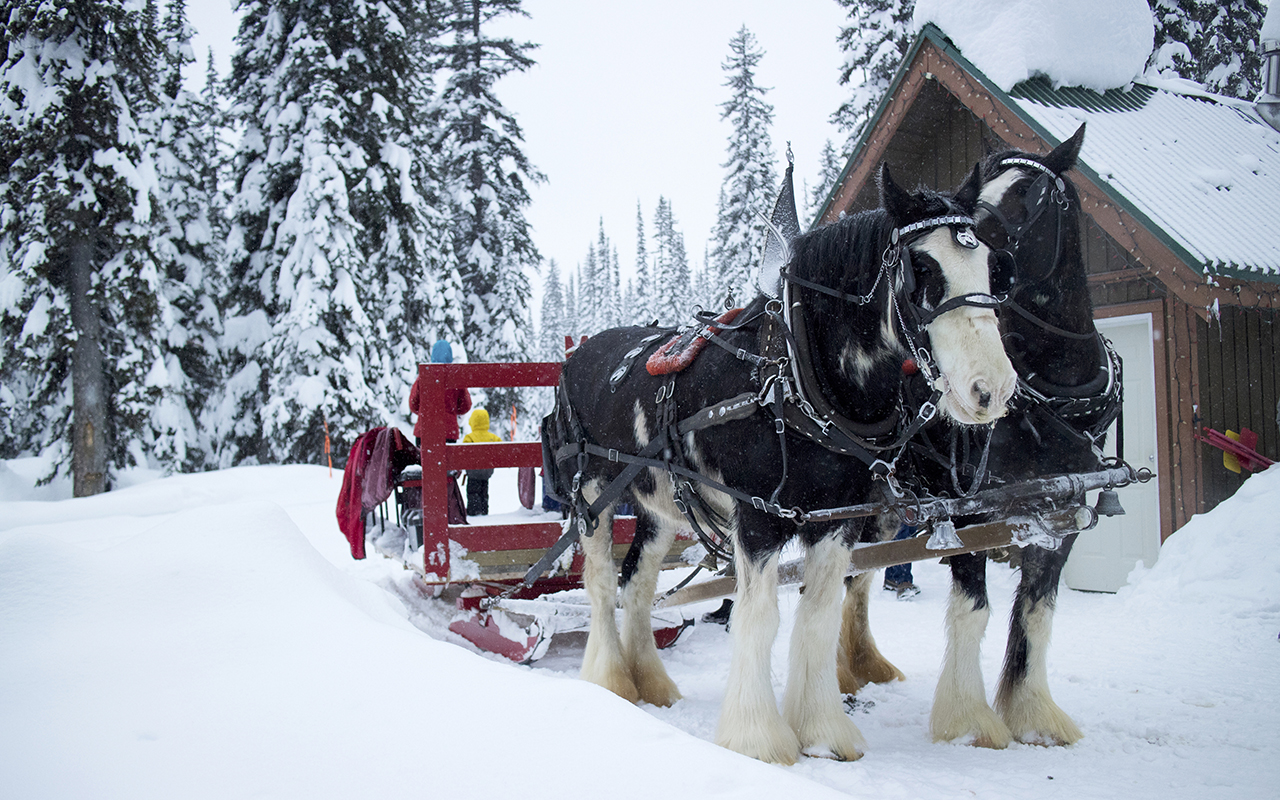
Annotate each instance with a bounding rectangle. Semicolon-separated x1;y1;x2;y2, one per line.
974;381;992;409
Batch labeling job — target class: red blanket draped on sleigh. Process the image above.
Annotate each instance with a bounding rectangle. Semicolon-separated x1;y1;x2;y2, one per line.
335;427;419;559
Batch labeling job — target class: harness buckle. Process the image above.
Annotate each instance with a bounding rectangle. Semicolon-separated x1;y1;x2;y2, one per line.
918;400;937;424
736;348;748;361
752;497;766;511
607;448;620;462
775;418;785;434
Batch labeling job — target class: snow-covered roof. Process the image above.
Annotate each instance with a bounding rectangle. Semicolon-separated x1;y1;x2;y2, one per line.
1003;77;1280;282
913;0;1153;93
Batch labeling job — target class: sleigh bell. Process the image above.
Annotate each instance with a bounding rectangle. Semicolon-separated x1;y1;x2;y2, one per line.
1093;487;1126;517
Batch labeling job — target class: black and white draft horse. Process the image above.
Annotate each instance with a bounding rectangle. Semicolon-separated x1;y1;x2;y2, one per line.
838;125;1120;748
545;163;1017;764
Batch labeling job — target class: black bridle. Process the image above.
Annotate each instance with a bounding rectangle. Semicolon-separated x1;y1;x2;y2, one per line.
975;156;1125;463
780;211;1003;388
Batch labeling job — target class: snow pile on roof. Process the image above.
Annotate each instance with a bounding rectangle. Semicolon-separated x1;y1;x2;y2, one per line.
914;0;1155;92
1263;3;1280;43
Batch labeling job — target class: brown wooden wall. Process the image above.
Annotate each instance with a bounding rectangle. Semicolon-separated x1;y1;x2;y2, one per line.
827;52;1280;537
842;80;995;214
1197;306;1280;508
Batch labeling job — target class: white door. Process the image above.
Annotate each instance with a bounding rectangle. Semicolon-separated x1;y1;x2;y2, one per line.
1063;313;1162;592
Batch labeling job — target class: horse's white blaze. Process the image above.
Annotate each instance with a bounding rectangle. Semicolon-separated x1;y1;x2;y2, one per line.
994;599;1083;745
716;550;802;765
930;585;1012;748
577;481;638;703
783;535;866;761
977;167;1024;213
914;228;1017;425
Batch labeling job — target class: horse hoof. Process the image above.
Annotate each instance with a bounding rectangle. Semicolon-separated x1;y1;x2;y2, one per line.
582;666;640;704
802;744;864;762
717;724;802;765
634;674;682;708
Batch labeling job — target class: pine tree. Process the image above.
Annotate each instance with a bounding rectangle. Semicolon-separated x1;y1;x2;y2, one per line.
0;0;169;494
632;200;654;325
808;139;845;223
832;0;915;144
576;244;599;336
1147;0;1266;100
539;258;567;359
222;0;451;465
595;220;622;330
145;0;227;471
651;197;692;327
434;0;543;416
709;26;777;307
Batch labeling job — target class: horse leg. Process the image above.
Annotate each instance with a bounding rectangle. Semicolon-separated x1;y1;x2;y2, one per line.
837;572;906;694
783;535;867;761
716;545;800;764
617;508;681;707
578;481;639;703
930;551;1012;748
994;539;1083;745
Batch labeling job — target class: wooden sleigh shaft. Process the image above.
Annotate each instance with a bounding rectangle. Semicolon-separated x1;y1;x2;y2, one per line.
655;506;1095;609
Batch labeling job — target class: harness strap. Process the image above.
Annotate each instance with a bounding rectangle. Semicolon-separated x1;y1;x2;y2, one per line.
553;392;764;529
1004;297;1097;341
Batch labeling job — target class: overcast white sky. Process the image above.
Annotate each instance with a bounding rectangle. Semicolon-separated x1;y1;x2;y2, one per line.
185;1;849;295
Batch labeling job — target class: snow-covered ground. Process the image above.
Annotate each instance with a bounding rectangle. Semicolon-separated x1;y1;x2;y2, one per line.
2;457;1278;799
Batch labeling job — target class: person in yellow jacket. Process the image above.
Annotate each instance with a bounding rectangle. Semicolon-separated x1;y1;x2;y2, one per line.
462;408;503;515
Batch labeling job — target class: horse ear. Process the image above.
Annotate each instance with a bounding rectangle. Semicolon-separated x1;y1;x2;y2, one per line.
878;163;915;220
953;162;983;212
1044;123;1086;175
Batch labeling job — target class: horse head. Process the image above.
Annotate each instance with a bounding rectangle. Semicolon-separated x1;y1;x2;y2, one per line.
976;123;1085;287
878;163;1017;426
975;123;1097;384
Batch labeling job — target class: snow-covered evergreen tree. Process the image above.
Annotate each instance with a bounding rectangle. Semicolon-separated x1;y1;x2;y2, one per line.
1147;0;1266;100
222;0;451;465
576;244;600;335
595;220;622;330
145;0;226;471
434;0;543;415
832;0;915;144
651;196;692;327
539;258;567;359
632;200;654;325
0;0;170;494
708;26;777;307
808;138;845;224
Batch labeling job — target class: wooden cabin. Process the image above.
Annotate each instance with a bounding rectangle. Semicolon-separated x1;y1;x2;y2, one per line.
815;24;1280;590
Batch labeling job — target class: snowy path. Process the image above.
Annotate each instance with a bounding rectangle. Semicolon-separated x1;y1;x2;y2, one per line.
1;459;1277;799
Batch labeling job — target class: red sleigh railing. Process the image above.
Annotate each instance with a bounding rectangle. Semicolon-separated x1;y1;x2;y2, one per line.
412;360;695;591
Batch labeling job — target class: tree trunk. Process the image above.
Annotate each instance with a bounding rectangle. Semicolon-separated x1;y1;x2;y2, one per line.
69;219;107;497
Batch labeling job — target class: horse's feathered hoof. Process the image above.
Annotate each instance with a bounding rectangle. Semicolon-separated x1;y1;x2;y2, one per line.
631;664;681;708
717;721;802;765
999;696;1083;746
582;662;640;705
931;705;1013;749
